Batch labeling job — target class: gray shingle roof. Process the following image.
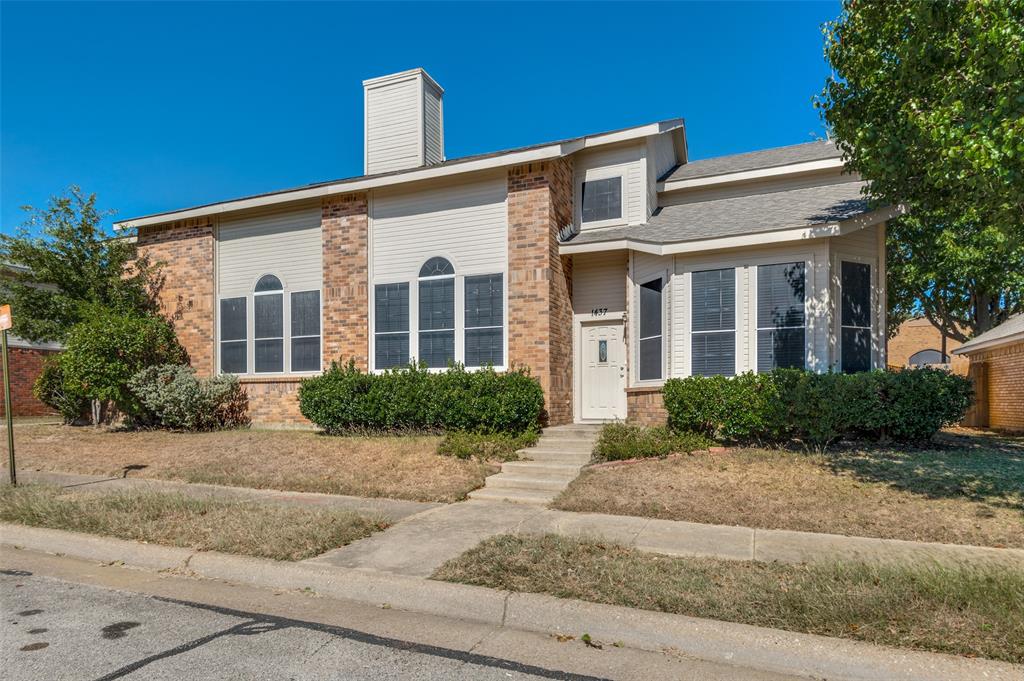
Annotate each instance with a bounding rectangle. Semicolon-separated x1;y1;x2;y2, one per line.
953;313;1024;354
664;141;841;182
564;180;870;247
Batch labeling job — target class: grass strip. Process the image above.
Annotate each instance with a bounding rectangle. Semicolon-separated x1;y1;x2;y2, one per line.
433;533;1024;664
0;483;386;561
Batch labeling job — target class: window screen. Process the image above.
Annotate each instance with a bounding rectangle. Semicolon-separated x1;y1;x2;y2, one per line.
220;297;246;374
841;261;872;373
254;293;283;373
691;268;735;376
290;290;320;372
374;283;409;369
638;279;663;381
419;278;455;368
581;177;622;223
756;262;806;371
465;274;503;367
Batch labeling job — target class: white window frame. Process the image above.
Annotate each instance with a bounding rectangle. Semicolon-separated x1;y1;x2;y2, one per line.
463;273;506;370
575;164;628;231
753;261;809;373
417;266;457;370
688;266;741;378
635;275;666;385
372;282;412;371
215;273;323;377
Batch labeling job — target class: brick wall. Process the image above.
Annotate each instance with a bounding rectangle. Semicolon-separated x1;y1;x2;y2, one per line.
626;387;667;426
241;378;308;426
965;341;1024;432
0;347;59;417
888;318;968;375
136;217;215;376
507;160;574;425
322;193;369;370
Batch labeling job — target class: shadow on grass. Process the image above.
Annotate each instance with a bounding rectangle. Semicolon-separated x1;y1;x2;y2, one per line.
823;433;1024;512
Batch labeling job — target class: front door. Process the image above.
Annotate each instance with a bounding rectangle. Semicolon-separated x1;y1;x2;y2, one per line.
581;321;627;420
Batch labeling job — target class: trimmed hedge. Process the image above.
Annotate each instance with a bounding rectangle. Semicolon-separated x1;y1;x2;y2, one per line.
663;368;973;447
128;364;250;431
593;423;714;461
437;430;539;462
299;361;544;435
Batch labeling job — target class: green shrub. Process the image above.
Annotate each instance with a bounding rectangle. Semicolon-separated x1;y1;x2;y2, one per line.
59;307;186;419
128;364;249;431
437;430;539;461
593;422;714;461
32;357;87;424
299;360;544;435
663;368;973;447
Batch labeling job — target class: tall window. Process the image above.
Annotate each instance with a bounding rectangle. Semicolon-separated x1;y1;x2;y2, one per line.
218;274;321;375
581;177;622;223
691;268;735;377
638;278;663;381
254;275;284;373
465;274;503;367
418;257;455;368
841;261;872;373
374;283;410;369
757;262;806;371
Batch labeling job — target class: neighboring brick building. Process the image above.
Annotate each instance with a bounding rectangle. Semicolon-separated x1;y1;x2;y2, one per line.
953;314;1024;433
0;339;61;418
888;317;968;374
122;68;894;428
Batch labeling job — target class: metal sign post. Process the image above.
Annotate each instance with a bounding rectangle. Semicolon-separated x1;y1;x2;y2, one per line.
1;304;15;486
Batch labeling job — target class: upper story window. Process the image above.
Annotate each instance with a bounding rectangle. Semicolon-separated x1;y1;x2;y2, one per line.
840;261;872;373
581;177;622;223
218;274;321;375
756;262;806;371
691;268;736;377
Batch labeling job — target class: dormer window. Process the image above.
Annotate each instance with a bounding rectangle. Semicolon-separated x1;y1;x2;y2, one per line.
581;177;622;223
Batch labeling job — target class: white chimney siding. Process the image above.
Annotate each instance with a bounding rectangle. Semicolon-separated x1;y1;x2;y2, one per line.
363;68;444;175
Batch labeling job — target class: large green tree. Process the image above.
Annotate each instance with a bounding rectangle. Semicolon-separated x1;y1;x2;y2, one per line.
0;186;163;342
817;0;1024;338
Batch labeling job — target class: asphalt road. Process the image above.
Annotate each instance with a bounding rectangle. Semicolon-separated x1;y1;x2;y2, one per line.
1;550;796;681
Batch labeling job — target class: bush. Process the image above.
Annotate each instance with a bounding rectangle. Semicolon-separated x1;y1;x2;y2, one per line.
299;361;545;435
437;430;539;461
593;422;714;461
32;357;87;424
663;368;973;447
128;364;249;431
58;307;187;419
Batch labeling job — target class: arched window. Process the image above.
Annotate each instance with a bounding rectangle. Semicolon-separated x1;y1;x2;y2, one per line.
418;257;455;368
909;349;948;366
253;274;284;373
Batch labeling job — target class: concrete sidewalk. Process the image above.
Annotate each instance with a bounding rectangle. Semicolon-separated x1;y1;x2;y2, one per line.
2;524;1020;681
8;469;439;523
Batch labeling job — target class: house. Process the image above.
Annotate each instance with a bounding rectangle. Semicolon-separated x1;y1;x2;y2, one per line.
116;68;897;426
953;313;1024;432
0;264;62;418
888;317;968;374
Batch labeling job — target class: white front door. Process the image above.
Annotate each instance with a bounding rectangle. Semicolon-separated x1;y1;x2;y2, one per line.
580;321;627;420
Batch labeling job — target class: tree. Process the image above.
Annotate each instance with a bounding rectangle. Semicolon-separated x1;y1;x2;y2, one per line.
817;0;1024;337
0;186;163;342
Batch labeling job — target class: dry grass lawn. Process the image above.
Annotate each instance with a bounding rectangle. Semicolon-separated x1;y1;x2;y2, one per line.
7;425;494;503
434;534;1024;663
554;431;1024;548
0;483;386;561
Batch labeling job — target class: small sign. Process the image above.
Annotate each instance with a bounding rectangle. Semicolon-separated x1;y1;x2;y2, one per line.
0;305;10;331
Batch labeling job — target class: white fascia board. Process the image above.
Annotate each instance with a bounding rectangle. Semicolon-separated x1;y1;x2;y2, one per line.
657;157;846;193
560;205;901;257
952;332;1024;356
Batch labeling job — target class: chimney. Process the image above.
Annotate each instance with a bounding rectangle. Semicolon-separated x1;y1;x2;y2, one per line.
363;68;444;175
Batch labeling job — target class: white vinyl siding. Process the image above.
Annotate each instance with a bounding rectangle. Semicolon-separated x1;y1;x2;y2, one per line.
423;80;444;166
217;203;322;297
574;143;646;230
572;252;627;316
365;76;422;174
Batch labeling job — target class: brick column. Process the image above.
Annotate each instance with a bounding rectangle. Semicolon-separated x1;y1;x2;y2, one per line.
507;159;574;425
136;217;215;375
322;193;369;370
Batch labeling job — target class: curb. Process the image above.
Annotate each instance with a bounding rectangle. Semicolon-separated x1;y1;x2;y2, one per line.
2;524;1020;681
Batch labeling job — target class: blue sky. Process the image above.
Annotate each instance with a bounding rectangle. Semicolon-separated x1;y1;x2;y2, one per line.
1;1;839;233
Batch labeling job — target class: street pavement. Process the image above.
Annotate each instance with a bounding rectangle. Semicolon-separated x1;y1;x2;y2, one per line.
1;550;794;681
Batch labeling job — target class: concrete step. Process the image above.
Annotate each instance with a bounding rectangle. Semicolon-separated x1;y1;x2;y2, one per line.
521;451;591;464
468;487;557;505
521;446;592;458
500;461;583;477
484;474;572;492
524;442;594;453
540;430;601;442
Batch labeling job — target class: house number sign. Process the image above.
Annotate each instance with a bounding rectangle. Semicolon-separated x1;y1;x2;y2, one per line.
591;307;608;316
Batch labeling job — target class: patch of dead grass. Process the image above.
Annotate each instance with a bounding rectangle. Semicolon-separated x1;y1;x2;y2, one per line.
553;442;1024;548
433;534;1024;664
10;425;494;503
0;483;386;561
